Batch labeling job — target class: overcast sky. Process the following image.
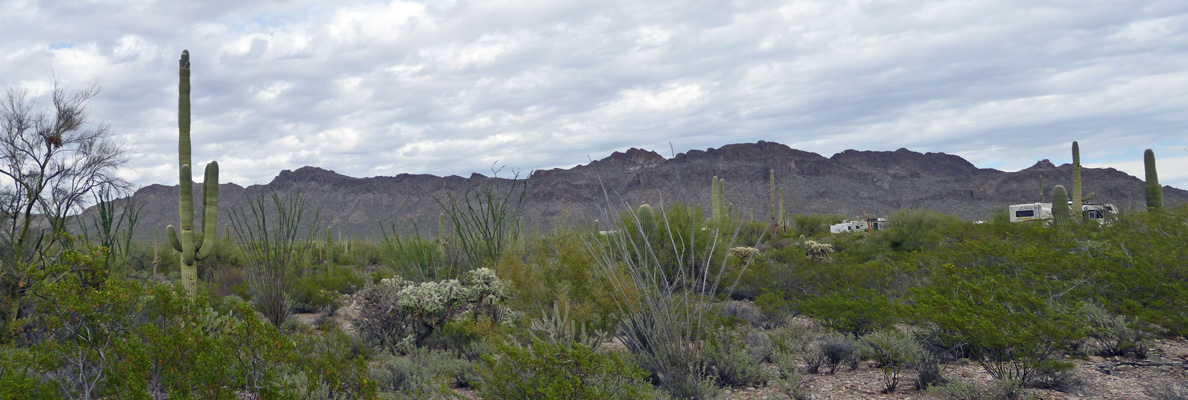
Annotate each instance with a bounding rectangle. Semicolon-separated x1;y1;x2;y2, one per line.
3;0;1187;191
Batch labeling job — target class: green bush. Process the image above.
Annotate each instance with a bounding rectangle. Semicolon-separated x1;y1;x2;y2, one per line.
477;339;663;400
370;348;475;398
912;264;1085;386
292;265;365;313
858;330;924;393
705;330;769;387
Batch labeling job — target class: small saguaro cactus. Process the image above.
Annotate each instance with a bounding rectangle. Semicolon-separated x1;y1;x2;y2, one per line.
636;203;657;236
1072;142;1082;223
1144;149;1163;213
166;50;220;297
711;176;723;222
1052;185;1070;228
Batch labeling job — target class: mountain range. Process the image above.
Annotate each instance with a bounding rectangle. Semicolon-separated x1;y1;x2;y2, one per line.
109;141;1187;242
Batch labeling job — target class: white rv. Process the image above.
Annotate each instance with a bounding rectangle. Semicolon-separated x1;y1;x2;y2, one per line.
1008;202;1117;224
830;217;888;234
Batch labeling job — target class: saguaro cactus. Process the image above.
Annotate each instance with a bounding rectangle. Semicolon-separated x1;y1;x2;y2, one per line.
1144;149;1163;213
711;176;727;223
167;50;220;297
769;169;777;236
1052;185;1070;228
1072;141;1082;222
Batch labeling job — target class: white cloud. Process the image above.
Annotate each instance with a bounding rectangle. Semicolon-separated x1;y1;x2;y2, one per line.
0;0;1186;193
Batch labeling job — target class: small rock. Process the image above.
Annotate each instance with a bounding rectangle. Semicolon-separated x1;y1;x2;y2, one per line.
1088;356;1105;363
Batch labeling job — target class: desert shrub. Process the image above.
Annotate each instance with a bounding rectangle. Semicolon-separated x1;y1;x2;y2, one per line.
912;352;945;390
1081;302;1146;358
1146;380;1188;400
705;330;769;387
477;339;663;400
926;379;1030;400
719;300;763;328
798;288;900;337
769;319;826;355
3;246;374;399
291;265;364;313
790;213;845;238
858;330;924;393
746;330;776;363
380;227;463;282
755;290;796;328
801;346;828;374
879;209;962;252
912;264;1085;386
370;348;474;398
816;332;858;374
771;350;813;400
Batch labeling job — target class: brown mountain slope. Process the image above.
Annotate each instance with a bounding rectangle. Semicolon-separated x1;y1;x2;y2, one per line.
109;141;1187;242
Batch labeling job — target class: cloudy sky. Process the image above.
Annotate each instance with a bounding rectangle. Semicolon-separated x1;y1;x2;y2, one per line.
3;0;1187;191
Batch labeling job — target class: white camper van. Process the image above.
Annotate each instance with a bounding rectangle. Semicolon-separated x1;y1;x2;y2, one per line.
830;217;888;234
1008;202;1117;224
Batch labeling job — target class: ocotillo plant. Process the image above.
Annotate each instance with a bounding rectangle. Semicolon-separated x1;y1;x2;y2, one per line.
1144;149;1163;213
1052;185;1070;229
1072;141;1082;222
166;50;220;297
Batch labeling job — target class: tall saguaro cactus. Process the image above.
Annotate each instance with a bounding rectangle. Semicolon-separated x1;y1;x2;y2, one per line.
167;50;220;297
1144;149;1163;213
769;169;777;236
1071;141;1082;223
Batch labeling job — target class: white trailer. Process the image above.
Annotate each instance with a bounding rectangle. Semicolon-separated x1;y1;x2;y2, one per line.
1008;202;1117;224
830;217;888;234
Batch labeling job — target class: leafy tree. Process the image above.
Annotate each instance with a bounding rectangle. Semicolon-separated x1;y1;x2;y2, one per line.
0;80;128;340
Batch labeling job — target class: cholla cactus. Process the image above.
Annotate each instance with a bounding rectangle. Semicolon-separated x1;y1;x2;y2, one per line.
805;240;834;262
729;246;760;264
466;267;508;309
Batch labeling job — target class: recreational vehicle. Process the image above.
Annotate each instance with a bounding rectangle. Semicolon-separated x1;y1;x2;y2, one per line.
1008;202;1117;224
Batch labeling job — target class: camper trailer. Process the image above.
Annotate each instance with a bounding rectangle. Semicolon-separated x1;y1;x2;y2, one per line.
1008;202;1117;224
830;217;888;234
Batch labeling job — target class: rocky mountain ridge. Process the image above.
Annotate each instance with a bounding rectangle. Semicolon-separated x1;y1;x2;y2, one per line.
107;141;1188;242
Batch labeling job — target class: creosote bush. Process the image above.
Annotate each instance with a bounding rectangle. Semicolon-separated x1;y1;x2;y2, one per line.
478;339;664;400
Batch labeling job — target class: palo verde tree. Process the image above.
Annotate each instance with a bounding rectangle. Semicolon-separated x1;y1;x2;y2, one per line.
0;78;129;340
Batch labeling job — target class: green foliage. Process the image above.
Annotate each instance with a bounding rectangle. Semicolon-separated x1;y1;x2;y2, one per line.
858;330;924;393
798;289;900;337
434;167;527;269
2;243;374;399
911;264;1085;386
790;213;844;238
228;190;320;328
926;379;1031;400
381;226;461;282
880;209;961;252
291;264;364;313
166;50;219;297
477;339;662;400
704;330;769;387
370;348;473;399
1081;302;1146;358
1145;148;1164;213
